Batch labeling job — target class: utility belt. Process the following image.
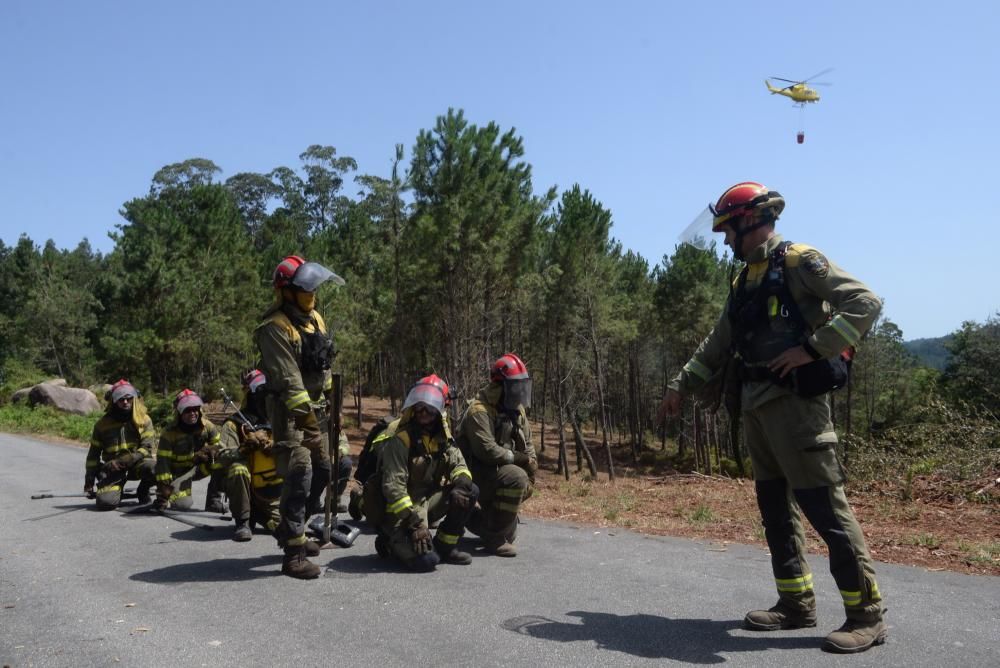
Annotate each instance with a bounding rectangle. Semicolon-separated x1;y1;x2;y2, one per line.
738;354;850;398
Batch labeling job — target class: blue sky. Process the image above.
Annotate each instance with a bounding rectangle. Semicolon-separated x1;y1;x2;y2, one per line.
1;1;997;340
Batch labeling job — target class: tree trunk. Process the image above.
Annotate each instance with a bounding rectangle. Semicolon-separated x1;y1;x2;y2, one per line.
570;412;598;478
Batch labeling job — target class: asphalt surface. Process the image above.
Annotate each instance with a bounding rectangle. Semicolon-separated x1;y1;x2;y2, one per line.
2;432;998;667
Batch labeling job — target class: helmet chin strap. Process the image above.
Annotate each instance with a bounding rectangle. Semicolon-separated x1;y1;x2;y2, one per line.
730;212;771;262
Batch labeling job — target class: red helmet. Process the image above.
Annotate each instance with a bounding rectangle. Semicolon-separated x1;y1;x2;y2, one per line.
273;255;345;291
402;376;448;415
418;373;451;407
174;388;204;414
273;255;306;289
242;369;266;394
109;378;137;403
491;353;529;382
710;182;784;232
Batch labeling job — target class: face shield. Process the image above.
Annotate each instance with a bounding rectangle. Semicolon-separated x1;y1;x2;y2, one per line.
291;262;346;292
677;206;720;251
502;378;533;412
402;383;446;416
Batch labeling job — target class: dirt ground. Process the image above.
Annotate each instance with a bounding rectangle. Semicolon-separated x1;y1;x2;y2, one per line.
47;396;999;576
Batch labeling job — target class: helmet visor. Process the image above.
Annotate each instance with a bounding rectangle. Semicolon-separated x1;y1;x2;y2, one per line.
502;378;532;411
292;262;346;292
402;383;446;415
677;206;717;251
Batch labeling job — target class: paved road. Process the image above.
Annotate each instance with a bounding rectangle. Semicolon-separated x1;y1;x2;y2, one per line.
2;432;998;667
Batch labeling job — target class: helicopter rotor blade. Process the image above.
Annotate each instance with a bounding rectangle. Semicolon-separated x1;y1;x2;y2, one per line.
802;67;834;83
810;82;832;86
770;77;800;84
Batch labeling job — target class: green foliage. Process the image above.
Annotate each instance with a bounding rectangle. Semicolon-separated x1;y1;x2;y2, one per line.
903;335;953;371
102;182;260;395
686;504;715;524
0;359;48;402
0;403;97;442
941;314;1000;413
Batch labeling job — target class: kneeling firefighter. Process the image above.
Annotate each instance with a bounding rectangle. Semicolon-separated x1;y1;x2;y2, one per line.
217;369;282;542
362;376;478;572
85;379;157;509
154;389;222;510
456;353;537;558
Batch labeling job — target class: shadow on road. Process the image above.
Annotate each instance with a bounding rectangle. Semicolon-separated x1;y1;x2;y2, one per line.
324;553;412;575
501;610;820;663
130;555;284;583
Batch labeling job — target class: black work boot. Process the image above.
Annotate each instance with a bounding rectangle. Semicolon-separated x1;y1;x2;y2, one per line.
135;480;153;506
822;609;887;653
744;601;817;631
347;488;364;521
281;545;321;580
434;537;472;565
374;533;391;559
233;520;252;542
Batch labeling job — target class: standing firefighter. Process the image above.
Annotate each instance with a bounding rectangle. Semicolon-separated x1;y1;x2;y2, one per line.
363;376;478;572
85;379;157;509
217;369;280;542
457;353;537;558
154;389;222;510
661;182;886;654
255;255;344;579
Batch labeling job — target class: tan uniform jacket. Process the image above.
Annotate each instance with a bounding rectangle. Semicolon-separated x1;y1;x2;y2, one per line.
669;234;882;410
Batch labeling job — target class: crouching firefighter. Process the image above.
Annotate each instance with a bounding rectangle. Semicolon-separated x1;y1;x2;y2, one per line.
154;389;223;511
217;370;282;542
85;379;157;509
362;376;478;572
457;353;537;558
660;182;886;654
255;255;345;579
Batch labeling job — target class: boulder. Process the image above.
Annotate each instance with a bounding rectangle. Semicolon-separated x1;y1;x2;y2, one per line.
11;387;32;404
11;378;68;404
28;384;101;416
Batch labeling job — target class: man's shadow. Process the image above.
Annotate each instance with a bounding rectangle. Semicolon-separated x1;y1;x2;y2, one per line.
130;555;284;584
502;610;819;664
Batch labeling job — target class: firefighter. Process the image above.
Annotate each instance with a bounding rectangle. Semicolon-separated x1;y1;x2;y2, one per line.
363;376;478;572
254;255;344;579
153;389;222;511
217;370;280;542
457;353;536;557
84;379;157;509
660;182;886;654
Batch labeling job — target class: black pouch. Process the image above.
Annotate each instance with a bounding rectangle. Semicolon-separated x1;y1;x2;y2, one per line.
791;354;850;398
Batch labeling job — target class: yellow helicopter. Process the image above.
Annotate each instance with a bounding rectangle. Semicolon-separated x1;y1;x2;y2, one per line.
765;68;833;105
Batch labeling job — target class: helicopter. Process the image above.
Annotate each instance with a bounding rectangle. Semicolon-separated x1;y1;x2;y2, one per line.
764;68;833;105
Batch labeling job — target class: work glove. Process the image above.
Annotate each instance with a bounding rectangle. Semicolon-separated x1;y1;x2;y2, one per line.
103;458;125;473
157;482;173;499
512;451;537;473
192;446;214;465
243;429;273;451
410;525;433;555
449;477;475;510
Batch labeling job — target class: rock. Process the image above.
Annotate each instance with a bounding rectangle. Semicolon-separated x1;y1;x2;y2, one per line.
12;378;67;404
11;387;32;404
27;384;101;416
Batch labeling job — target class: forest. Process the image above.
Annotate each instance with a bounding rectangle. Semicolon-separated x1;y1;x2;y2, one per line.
1;108;998;483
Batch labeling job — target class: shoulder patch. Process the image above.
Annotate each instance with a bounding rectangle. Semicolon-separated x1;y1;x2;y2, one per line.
798;249;830;277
